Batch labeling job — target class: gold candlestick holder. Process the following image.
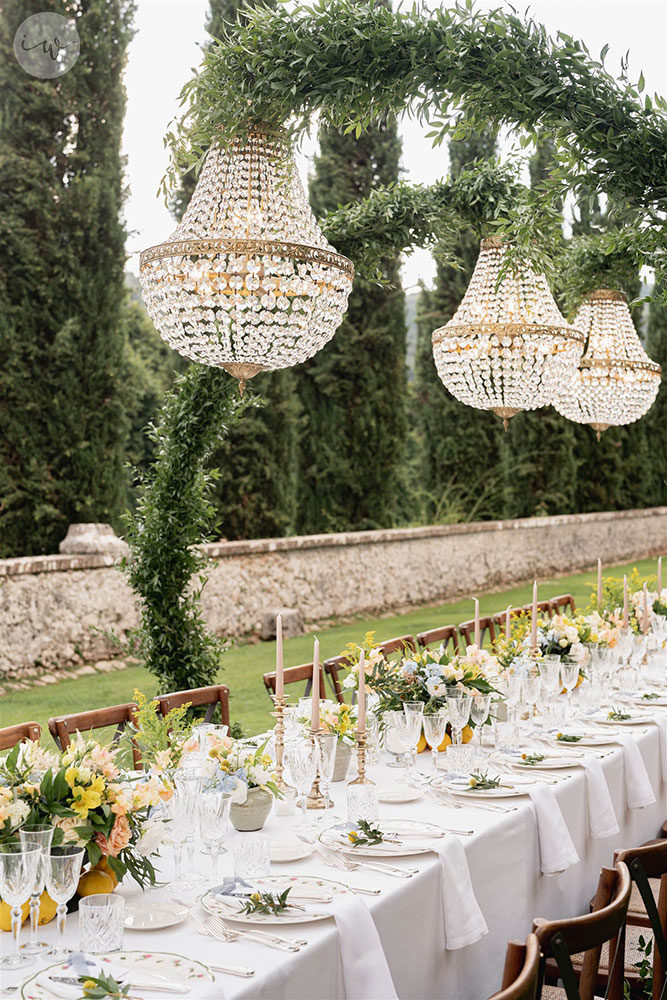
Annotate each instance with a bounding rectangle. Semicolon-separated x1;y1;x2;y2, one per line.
346;729;378;823
271;695;293;794
306;727;326;809
348;730;374;786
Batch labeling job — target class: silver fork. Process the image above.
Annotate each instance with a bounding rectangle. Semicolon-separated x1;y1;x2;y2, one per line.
177;899;303;951
206;912;307;950
302;836;419;877
430;785;518;813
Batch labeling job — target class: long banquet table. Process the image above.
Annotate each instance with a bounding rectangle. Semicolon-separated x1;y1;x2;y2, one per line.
4;719;666;1000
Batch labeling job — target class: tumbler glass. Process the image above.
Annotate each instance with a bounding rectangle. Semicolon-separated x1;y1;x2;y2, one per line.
79;894;125;954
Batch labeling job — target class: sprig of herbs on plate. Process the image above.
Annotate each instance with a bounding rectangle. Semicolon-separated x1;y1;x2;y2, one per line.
241;888;292;916
520;752;547;766
641;692;659;701
80;973;130;999
608;707;632;721
347;819;385;848
556;733;582;743
468;771;502;789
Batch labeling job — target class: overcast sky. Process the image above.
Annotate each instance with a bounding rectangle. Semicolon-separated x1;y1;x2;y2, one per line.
123;0;667;291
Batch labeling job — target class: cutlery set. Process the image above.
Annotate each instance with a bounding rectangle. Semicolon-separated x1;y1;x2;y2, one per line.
179;901;305;954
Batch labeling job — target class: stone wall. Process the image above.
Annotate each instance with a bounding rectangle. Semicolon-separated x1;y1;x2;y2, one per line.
2;507;667;679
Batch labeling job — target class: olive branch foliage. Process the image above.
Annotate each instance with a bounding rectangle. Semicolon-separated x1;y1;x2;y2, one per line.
162;0;667;306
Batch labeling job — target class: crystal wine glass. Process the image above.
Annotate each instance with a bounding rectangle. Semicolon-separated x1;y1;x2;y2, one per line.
403;701;425;768
162;787;191;887
560;659;581;717
539;655;562;701
199;789;231;881
469;693;492;746
0;844;41;970
446;692;472;746
384;710;409;767
285;739;319;829
19;824;54;955
45;846;85;962
174;766;203;887
521;674;542;720
422;709;448;772
316;732;339;820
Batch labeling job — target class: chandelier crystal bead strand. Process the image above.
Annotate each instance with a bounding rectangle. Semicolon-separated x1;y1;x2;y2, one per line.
431;237;585;428
554;289;661;439
140;126;354;391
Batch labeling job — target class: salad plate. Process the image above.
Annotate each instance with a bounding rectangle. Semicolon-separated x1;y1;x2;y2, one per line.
20;951;214;998
124;899;188;930
377;784;423;804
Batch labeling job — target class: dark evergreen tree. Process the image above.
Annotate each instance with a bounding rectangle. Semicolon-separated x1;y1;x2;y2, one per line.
645;285;667;506
295;118;407;532
0;0;135;557
413;131;505;523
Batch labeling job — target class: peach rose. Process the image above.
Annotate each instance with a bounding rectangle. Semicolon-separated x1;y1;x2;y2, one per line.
96;814;131;857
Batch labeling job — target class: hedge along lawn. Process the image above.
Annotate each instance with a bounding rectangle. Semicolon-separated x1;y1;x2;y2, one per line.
0;557;658;742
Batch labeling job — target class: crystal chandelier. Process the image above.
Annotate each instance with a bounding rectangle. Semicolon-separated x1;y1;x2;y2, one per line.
431;237;585;428
140;127;354;391
553;289;661;438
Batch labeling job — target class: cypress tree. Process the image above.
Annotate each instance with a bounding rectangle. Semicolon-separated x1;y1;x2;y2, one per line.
645;286;667;505
0;0;135;556
295;117;407;533
413;131;505;523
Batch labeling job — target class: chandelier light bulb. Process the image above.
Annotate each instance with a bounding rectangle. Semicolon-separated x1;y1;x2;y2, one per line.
140;126;354;392
431;237;585;427
553;289;661;439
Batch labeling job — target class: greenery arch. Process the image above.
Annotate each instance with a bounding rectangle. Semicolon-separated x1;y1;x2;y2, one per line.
130;0;667;687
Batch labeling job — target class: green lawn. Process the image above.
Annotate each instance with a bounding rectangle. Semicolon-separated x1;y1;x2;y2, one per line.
1;556;658;740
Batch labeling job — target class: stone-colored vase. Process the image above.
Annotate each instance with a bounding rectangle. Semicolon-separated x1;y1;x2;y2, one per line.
230;786;273;832
332;741;353;782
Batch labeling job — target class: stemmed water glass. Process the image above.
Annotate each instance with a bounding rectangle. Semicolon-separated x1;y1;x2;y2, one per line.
446;692;472;746
316;732;339;821
45;846;85;962
0;844;41;970
285;739;319;829
19;824;54;955
174;765;203;885
521;674;541;721
199;789;231;881
560;659;580;717
403;702;425;767
423;709;448;772
162;787;191;887
539;655;562;700
470;694;492;746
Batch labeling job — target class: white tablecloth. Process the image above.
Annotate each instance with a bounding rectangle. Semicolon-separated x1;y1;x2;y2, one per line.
3;719;666;1000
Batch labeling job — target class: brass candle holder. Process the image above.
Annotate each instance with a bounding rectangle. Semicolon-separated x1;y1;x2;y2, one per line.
306;727;326;810
348;729;374;787
271;694;293;794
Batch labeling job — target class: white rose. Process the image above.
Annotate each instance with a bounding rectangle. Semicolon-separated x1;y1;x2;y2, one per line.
136;819;166;857
231;779;247;805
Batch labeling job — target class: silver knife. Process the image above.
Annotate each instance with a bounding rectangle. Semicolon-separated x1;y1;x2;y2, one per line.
50;975;188;994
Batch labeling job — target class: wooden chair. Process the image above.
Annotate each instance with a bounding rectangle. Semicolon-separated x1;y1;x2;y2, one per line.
322;656;350;705
549;594;576;617
459;616;497;648
48;703;141;767
0;721;41;751
535;861;632;1000
488;934;541;1000
158;684;231;730
416;625;460;654
612;840;667;1000
263;663;327;703
376;635;417;657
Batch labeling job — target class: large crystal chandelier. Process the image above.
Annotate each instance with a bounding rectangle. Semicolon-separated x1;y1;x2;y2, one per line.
431;237;585;428
554;289;661;438
140;127;354;391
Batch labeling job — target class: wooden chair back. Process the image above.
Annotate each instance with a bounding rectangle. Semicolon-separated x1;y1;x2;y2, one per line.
416;625;460;654
376;635;417;657
0;721;41;751
263;663;327;702
488;934;541;1000
549;594;576;617
48;703;141;767
615;840;667;1000
158;685;231;729
322;656;350;705
534;862;632;1000
459;616;497;648
493;609;530;636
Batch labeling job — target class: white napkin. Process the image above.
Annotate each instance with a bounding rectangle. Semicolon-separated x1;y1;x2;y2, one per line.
330;894;398;1000
615;732;656;808
527;784;579;874
581;757;619;839
651;716;667;781
436;836;489;950
34;977;80;1000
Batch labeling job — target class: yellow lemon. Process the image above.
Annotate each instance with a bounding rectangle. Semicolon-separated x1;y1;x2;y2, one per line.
0;898;30;931
95;857;119;889
77;869;114;898
37;891;58;925
462;725;473;744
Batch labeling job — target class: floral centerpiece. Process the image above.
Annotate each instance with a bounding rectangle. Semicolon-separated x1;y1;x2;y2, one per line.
535;612;619;666
201;738;280;831
0;736;172;888
116;689;194;772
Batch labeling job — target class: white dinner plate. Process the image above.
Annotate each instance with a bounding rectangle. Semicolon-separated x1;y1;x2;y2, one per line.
20;951;214;998
435;774;531;799
628;694;667;707
592;713;654;726
512;756;577;770
269;839;313;863
124;899;188;930
202;875;348;924
320;818;444;857
547;733;618;747
377;784;424;804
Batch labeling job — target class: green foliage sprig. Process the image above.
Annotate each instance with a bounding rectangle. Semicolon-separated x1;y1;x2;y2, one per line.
608;708;632;721
347;820;385;848
241;888;292;915
468;772;502;789
80;973;130;999
119;366;251;693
